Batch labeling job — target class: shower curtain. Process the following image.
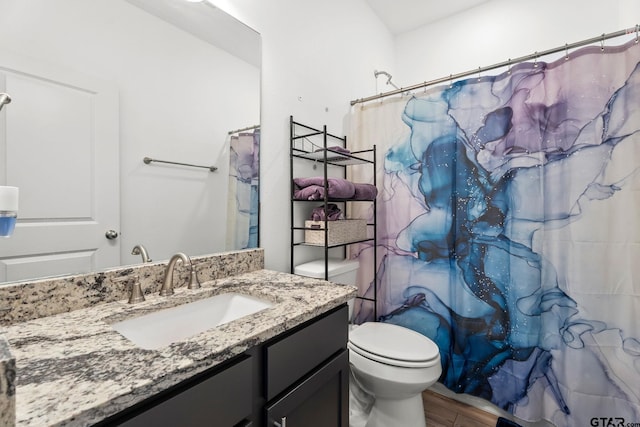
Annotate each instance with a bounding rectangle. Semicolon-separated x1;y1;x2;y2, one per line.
348;39;640;426
226;129;260;250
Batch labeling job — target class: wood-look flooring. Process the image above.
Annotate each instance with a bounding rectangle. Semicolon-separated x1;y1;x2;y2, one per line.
422;389;499;427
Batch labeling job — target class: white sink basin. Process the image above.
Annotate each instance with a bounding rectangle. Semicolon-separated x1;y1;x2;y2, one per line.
111;293;273;350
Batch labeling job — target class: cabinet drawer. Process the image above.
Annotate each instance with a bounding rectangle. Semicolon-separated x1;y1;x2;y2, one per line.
118;355;253;427
266;305;348;400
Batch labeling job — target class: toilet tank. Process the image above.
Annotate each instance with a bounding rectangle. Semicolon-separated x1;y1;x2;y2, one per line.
294;258;360;285
295;259;360;322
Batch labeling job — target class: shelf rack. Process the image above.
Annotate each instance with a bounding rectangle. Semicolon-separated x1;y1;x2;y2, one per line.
289;116;378;320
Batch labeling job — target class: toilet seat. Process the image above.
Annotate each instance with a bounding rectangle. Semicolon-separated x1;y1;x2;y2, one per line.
348;322;440;368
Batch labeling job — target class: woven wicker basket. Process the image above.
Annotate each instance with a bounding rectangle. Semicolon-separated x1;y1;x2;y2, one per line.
304;219;367;245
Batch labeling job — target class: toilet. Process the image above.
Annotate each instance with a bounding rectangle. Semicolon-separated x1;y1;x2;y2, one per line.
294;259;442;427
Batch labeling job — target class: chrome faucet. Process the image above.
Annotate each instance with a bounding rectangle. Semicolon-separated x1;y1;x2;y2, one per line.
131;244;152;263
0;93;11;112
159;252;200;296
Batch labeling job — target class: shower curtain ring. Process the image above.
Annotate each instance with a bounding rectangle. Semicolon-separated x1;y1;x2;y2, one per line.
507;59;511;75
449;74;453;88
533;52;538;68
635;24;639;44
477;67;481;81
601;33;605;52
564;43;569;61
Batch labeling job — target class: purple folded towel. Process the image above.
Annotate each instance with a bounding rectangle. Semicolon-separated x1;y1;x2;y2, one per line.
293;177;356;200
311;204;343;221
293;185;325;200
353;183;378;200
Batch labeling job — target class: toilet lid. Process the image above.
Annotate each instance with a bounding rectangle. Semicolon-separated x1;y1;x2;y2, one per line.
349;322;440;368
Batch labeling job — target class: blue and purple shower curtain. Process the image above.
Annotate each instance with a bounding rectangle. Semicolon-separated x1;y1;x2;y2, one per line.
349;39;640;426
226;129;259;250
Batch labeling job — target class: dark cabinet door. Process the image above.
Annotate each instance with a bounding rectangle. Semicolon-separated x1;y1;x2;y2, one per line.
265;350;349;427
114;355;253;427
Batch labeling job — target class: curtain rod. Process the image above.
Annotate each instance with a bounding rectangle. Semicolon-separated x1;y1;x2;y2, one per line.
228;124;260;135
351;25;639;106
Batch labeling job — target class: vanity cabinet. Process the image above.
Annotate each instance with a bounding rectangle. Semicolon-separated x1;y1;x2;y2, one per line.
99;305;349;427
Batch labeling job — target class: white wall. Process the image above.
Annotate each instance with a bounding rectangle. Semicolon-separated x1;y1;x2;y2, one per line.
210;0;396;272
395;0;639;87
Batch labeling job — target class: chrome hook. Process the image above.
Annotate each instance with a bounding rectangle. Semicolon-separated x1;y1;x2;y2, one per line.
449;74;453;88
507;59;511;75
533;52;538;68
635;24;639;44
477;67;482;81
601;33;605;52
564;43;569;61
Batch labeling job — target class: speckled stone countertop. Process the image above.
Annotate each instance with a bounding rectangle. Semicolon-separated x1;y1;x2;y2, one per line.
0;255;356;426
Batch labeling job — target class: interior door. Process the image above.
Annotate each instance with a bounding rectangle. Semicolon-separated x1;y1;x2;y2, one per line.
0;48;119;283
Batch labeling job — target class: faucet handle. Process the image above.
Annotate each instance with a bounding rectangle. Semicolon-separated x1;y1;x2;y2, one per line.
188;265;201;290
128;276;146;304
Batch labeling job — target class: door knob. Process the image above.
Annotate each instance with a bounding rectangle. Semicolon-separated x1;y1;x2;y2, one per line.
105;230;119;240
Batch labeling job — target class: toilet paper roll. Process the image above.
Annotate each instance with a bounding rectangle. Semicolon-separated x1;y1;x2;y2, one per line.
0;186;19;212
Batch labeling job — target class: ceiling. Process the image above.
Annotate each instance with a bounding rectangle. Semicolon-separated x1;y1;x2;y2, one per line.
365;0;491;35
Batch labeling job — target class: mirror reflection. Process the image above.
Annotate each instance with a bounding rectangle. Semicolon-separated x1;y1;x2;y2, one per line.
0;0;261;284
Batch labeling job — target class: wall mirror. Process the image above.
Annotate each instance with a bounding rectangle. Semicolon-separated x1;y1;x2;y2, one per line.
0;0;261;285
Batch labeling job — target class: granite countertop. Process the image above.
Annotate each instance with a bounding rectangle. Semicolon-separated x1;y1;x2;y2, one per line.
1;269;356;427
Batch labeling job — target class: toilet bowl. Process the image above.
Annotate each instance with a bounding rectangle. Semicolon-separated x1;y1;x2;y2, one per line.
294;259;442;427
348;322;441;427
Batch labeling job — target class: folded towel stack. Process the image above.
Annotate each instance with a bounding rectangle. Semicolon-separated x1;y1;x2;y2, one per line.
293;177;377;201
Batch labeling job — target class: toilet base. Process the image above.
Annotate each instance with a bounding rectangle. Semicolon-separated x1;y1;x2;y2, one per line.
365;394;426;427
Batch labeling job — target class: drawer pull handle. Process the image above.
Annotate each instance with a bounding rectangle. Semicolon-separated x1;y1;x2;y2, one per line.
274;416;287;427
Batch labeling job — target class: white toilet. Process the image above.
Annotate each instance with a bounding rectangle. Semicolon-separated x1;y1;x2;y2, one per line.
294;259;442;427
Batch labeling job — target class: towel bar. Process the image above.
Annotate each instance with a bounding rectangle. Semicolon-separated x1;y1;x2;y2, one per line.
143;157;217;172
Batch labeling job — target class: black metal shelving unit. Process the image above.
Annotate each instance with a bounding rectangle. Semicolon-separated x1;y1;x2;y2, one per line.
289;116;378;320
